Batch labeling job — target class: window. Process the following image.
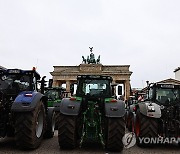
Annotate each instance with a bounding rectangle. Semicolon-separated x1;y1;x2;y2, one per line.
77;79;111;97
0;74;31;92
149;88;153;99
156;88;179;104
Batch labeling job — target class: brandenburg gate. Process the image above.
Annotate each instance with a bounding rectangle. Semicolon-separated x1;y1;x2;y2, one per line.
50;48;132;99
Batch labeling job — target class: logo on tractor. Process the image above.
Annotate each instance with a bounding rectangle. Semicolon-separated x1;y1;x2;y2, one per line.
122;132;136;149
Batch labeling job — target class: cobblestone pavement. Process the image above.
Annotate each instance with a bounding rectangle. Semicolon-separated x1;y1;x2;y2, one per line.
0;131;179;154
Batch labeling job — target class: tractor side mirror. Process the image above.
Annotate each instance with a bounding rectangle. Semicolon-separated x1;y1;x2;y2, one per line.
40;76;46;94
48;79;53;88
117;85;122;95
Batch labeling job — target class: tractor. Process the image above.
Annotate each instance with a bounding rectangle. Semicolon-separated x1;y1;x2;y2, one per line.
44;86;65;129
133;83;180;146
0;68;55;149
126;90;146;131
58;75;126;152
126;95;138;131
45;87;65;108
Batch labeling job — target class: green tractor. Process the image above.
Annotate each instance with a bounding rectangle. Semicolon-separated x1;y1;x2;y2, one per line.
44;83;65;108
58;75;126;152
44;86;65;129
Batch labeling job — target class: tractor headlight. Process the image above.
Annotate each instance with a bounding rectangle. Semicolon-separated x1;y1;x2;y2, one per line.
147;105;155;112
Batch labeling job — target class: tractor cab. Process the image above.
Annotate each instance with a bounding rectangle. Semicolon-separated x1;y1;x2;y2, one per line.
45;87;65;107
76;75;113;99
0;69;40;97
147;83;180;106
45;87;65;100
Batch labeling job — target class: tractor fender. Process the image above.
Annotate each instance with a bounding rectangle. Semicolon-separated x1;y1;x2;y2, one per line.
60;98;81;116
105;100;126;118
11;91;45;112
138;101;161;118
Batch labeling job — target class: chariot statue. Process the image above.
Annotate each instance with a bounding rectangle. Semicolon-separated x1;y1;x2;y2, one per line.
82;47;101;64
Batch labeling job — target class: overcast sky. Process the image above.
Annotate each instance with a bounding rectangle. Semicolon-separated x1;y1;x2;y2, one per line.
0;0;180;88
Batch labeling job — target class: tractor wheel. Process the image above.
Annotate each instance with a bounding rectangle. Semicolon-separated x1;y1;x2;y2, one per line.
106;117;125;152
58;114;77;149
44;107;55;138
135;110;158;147
0;112;8;137
7;126;15;137
15;101;45;149
55;112;60;130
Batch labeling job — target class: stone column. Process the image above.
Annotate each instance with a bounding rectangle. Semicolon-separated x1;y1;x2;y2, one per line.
124;80;130;100
112;80;117;98
66;80;71;96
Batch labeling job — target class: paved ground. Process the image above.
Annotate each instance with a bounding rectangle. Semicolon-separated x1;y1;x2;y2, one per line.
0;131;180;154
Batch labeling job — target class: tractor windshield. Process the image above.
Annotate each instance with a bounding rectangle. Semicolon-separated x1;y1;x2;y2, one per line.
45;90;60;100
156;88;180;105
0;74;31;94
77;79;111;97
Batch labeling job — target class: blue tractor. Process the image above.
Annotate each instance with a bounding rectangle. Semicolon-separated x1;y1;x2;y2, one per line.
0;68;55;149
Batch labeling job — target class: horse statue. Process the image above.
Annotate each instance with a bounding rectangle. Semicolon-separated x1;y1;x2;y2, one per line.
82;56;87;64
96;55;101;64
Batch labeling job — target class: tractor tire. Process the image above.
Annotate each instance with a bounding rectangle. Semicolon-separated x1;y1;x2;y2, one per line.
135;110;158;147
0;113;8;137
58;114;77;149
106;117;125;152
15;101;45;149
7;126;15;137
44;107;55;138
55;111;60;130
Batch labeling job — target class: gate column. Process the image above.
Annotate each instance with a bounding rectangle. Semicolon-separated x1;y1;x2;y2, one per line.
125;80;130;100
